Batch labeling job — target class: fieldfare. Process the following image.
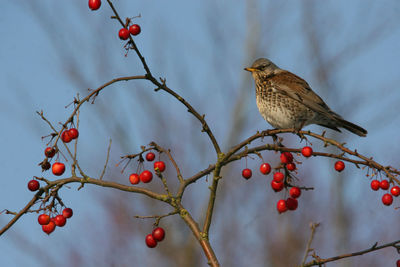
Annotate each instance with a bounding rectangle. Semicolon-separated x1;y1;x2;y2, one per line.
245;58;367;137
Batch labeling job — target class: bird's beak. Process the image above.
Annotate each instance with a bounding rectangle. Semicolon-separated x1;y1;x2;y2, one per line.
244;67;256;72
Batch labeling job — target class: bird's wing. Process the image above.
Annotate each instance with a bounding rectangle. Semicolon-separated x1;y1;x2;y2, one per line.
269;70;338;118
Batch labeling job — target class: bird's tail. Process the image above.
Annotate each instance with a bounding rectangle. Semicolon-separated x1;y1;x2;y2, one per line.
335;117;368;137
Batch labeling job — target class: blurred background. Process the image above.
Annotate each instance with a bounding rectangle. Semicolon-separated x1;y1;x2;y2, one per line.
1;1;400;266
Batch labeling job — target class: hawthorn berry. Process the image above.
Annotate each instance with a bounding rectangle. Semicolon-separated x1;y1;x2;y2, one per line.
280;152;293;164
370;180;380;191
382;193;393;206
145;152;155;162
276;199;287;213
273;172;284;183
68;128;79;139
28;180;40;191
119;28;130;40
391;186;400;197
286;163;296;171
61;130;72;143
44;147;56;158
62;208;73;219
54;215;67;227
289;187;301;199
88;0;101;10
145;234;157;248
380;180;390;190
129;173;140;185
259;163;271;175
140;170;153;183
42;221;56;235
154;161;166;172
152;227;165;242
271;180;284;192
397;259;400;267
52;162;65;176
334;161;345;172
301;146;313;157
38;214;50;225
242;168;252;179
129;24;141;36
286;198;298;210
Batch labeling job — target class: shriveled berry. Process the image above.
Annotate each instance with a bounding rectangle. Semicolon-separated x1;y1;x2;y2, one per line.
145;234;157;248
334;161;345;172
273;172;284;183
382;193;393;206
286;163;296;171
289;187;301;198
129;24;141;36
271;180;284;192
276;199;287;213
28;180;40;191
370;180;380;191
44;147;56;158
259;163;271;175
301;146;313;157
280;152;293;164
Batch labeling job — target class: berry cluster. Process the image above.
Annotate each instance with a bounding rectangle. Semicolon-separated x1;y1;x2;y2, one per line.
128;152;166;185
145;227;166;248
38;208;73;235
370;179;400;206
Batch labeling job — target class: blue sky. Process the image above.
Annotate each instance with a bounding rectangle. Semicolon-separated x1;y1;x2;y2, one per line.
1;1;400;266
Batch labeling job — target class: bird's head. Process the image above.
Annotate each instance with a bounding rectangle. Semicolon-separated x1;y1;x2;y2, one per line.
244;58;279;75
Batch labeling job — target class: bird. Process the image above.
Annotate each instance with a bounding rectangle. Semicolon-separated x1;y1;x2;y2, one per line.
244;58;367;137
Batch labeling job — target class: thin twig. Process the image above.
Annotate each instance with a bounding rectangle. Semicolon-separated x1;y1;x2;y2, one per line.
100;139;112;180
301;222;320;265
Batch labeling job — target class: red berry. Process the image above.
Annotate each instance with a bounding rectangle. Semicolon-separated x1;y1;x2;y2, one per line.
119;28;130;40
397;259;400;267
52;162;65;176
259;163;271;175
140;170;153;183
273;172;284;183
28;180;40;191
44;147;56;158
391;186;400;197
301;146;313;157
129;173;140;185
271;180;284;192
382;193;393;206
154;161;166;172
68;128;79;139
88;0;101;10
145;152;155;162
38;214;50;225
42;221;56;235
370;180;380;191
54;215;67;227
145;234;157;248
152;227;165;242
380;180;390;190
334;161;345;172
61;130;72;143
286;197;298;210
242;168;252;179
62;208;73;219
280;152;293;164
129;24;141;36
289;187;301;198
276;199;287;213
286;163;296;171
